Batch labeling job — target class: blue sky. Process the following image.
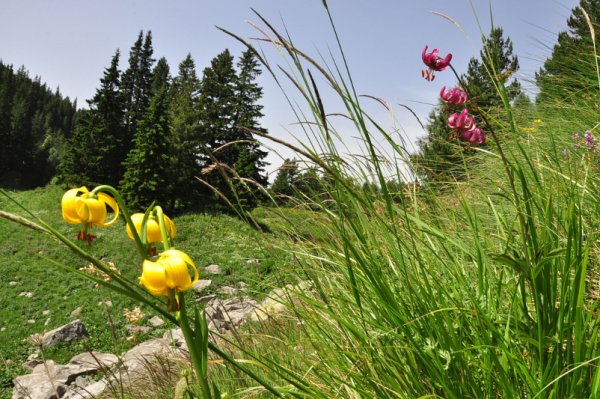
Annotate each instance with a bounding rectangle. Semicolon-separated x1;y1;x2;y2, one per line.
0;0;578;175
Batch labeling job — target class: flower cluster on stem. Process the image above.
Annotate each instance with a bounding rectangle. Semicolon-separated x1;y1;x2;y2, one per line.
421;45;486;146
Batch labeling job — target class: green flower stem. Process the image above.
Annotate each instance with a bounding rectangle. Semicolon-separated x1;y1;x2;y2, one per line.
91;185;146;260
176;293;212;399
154;205;171;251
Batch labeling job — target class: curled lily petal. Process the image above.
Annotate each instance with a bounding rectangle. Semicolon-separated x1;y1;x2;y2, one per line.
75;196;107;225
140;260;170;297
62;187;89;224
126;213;177;243
139;249;198;298
96;192;119;226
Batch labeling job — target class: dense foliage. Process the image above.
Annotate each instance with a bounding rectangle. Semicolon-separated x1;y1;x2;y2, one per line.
58;32;269;213
0;62;77;188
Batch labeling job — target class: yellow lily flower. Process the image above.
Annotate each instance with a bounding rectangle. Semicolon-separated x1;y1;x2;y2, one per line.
139;249;199;299
61;187;119;243
126;213;176;243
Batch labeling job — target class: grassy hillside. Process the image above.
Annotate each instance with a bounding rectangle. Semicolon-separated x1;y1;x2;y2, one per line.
0;185;304;397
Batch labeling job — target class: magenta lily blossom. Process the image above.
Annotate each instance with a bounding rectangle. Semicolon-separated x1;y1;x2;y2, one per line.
448;109;476;132
460;127;486;145
421;45;452;81
440;86;468;105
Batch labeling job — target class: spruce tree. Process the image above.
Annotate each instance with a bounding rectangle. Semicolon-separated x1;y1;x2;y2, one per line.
169;54;207;210
233;49;268;188
537;0;600;102
197;49;239;208
270;159;300;204
197;49;269;210
59;50;125;187
152;57;171;96
120;87;174;211
121;31;155;154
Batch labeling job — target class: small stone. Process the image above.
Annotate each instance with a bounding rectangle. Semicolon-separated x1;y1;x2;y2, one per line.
27;319;35;324
126;325;152;336
218;286;238;295
246;258;261;265
42;310;50;316
238;281;248;289
97;300;113;308
0;327;6;332
70;306;82;319
148;316;164;327
18;291;33;298
204;264;223;275
40;319;89;347
8;281;19;286
192;279;212;293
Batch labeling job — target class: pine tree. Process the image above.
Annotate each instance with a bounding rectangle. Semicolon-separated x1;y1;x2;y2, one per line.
0;63;76;187
120;87;174;211
270;159;301;204
59;50;125;187
197;49;269;210
537;1;600;102
197;49;239;208
233;49;268;187
414;26;520;182
121;31;155;153
169;54;207;210
152;57;171;96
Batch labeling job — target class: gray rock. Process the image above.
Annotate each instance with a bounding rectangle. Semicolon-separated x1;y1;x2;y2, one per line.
40;320;88;347
63;379;107;399
69;307;82;319
126;325;152;336
148;316;164;327
204;264;223;275
205;296;259;332
26;319;35;324
12;358;101;399
218;286;238;295
19;291;33;298
68;352;118;371
246;258;261;265
196;294;216;304
97;300;112;308
42;310;50;316
121;338;174;374
9;281;19;286
192;279;212;292
1;327;6;332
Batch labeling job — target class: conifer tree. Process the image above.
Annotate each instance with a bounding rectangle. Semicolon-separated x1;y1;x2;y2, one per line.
120;87;174;211
59;50;125;186
233;50;268;188
197;49;269;210
169;54;207;210
197;49;239;207
270;159;301;204
121;31;155;151
0;63;76;187
152;57;171;96
537;0;600;102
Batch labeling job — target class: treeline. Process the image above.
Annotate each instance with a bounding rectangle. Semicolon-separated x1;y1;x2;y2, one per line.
0;62;77;188
58;31;268;213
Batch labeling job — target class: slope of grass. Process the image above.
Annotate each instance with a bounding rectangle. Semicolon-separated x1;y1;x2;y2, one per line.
0;185;297;398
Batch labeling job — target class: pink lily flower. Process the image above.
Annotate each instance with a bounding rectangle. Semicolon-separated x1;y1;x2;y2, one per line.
460;127;486;145
421;45;452;81
448;109;476;132
440;86;468;105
